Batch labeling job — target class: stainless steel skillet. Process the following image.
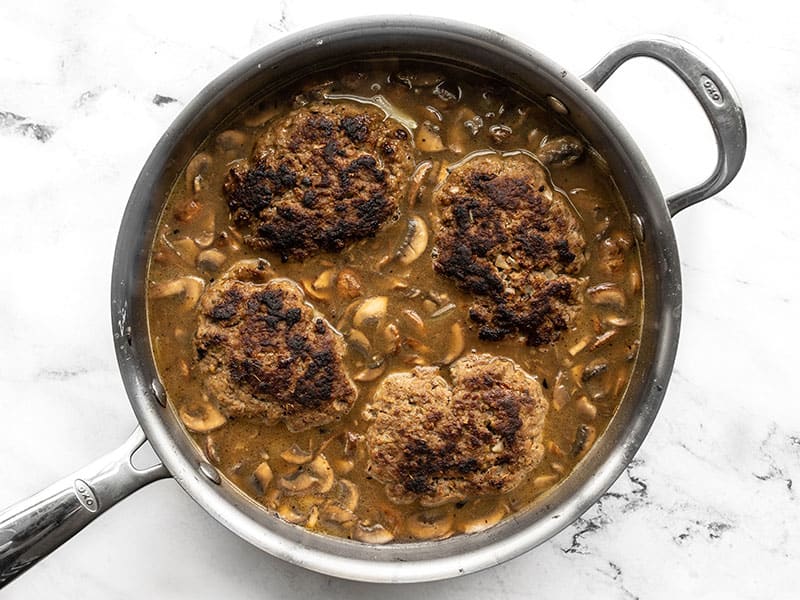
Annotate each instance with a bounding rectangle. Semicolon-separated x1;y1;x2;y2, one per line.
0;16;745;586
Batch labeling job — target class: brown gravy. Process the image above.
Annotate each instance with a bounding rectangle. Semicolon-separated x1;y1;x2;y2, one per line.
146;60;643;542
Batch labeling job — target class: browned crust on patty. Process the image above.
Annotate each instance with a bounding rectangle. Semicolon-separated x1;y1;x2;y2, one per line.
194;275;357;432
363;353;548;506
432;152;586;345
224;101;415;261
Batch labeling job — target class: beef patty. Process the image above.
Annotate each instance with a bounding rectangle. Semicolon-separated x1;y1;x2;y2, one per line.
432;153;586;345
364;353;548;506
194;268;357;432
224;100;415;261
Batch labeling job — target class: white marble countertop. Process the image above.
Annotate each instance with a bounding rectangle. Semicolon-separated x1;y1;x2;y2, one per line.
1;1;798;598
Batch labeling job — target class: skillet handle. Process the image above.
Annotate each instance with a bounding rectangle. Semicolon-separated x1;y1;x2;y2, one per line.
582;35;747;216
0;427;169;587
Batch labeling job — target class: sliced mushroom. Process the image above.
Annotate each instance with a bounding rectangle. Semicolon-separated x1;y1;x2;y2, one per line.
193;209;215;236
278;469;318;494
331;479;359;512
197;248;226;272
551;370;571;411
488;124;513;145
253;462;273;493
150;276;205;311
546;440;566;458
353;296;388;328
441;322;465;365
353;522;394;544
264;488;280;509
354;358;387;382
406;509;454;540
307;454;334;493
221;258;273;282
427;290;450;305
587;283;626;311
304;268;336;300
527;127;545;148
404;337;431;355
432;80;461;105
570;363;584;384
185;152;212;193
194;231;215;249
276;503;306;525
180;278;204;311
332;458;354;475
448;107;479;153
401;309;425;335
305;505;319;529
421;491;467;508
302;279;328;301
576;396;598;421
320;504;357;526
581;359;609;382
407;160;433;204
216;129;247;152
313;268;335;291
379;323;401;355
552;384;570;411
598;233;633;275
611;372;628;399
179;400;226;433
429;302;456;319
415;121;446;152
536;135;585;167
346;329;372;357
571;424;597;458
336;298;364;331
393;71;444;88
280;444;313;465
604;315;632;327
204;435;221;464
394;216;429;266
402;353;429;367
422;299;437;314
171;237;199;266
532;473;560;490
568;336;591;357
173;198;202;222
590;329;617;350
459;502;508;534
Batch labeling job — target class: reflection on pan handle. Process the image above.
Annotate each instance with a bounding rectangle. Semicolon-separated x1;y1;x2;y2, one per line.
582;35;747;216
0;427;168;588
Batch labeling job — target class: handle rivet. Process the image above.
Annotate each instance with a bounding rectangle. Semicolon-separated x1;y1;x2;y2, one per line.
198;462;221;485
150;378;167;407
546;95;569;115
